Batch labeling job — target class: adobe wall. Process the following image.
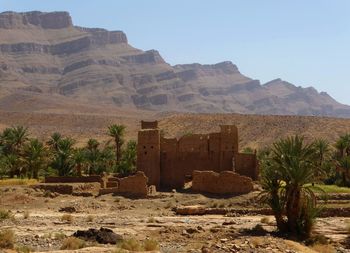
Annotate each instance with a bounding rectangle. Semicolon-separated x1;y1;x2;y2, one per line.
137;122;258;189
234;153;259;180
137;129;161;188
192;170;253;194
117;171;148;197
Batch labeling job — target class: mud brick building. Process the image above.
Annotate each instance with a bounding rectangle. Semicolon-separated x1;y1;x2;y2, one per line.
137;121;258;189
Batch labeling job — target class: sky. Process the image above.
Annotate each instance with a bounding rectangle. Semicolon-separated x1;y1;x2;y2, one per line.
1;0;350;104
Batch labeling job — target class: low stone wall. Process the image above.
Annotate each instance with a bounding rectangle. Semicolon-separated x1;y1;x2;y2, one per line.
45;176;104;187
32;182;101;195
32;184;74;195
192;170;253;195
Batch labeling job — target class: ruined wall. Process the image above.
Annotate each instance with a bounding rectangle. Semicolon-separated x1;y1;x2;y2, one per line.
117;171;148;197
192;170;253;194
137;129;161;188
234;153;258;180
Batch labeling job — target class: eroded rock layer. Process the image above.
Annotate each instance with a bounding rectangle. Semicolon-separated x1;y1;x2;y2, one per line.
1;11;349;117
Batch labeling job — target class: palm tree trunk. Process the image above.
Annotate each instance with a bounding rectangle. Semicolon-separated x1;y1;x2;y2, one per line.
286;187;301;235
115;137;121;163
77;164;82;176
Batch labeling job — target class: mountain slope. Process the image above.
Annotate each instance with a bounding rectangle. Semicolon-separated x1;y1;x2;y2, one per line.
0;11;349;117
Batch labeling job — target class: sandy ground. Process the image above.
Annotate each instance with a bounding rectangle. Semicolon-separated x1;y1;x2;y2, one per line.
0;186;349;253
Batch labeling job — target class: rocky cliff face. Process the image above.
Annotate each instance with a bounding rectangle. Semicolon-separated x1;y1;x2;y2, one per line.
0;11;349;117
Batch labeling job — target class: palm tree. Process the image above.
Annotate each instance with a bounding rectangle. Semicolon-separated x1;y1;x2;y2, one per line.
313;139;331;183
50;138;75;176
335;133;350;158
85;139;101;175
9;126;29;154
260;135;320;238
22;139;47;179
0;154;19;178
107;124;125;163
0;126;29;177
73;148;86;176
47;132;62;151
336;156;350;187
116;140;137;176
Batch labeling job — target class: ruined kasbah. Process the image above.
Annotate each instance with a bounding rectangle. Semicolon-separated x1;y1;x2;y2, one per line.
137;121;258;194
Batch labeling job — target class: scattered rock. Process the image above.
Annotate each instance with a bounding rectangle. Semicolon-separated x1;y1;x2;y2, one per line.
176;205;206;215
73;228;123;244
59;206;77;213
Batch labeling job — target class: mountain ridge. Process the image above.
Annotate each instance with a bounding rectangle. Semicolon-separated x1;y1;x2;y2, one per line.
0;11;349;117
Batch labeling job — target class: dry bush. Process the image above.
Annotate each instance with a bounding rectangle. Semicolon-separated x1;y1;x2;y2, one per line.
15;245;33;253
86;215;94;222
61;214;74;223
311;244;336;253
54;232;66;240
143;239;159;251
218;203;225;208
0;229;15;249
0;209;12;220
60;237;86;250
23;211;30;219
250;237;265;247
260;216;270;224
147;216;156;223
119;238;143;251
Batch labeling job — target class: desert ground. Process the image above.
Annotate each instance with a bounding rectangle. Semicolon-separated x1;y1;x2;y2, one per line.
0;182;350;253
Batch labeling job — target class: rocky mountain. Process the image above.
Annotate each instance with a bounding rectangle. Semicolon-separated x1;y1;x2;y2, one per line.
0;11;349;117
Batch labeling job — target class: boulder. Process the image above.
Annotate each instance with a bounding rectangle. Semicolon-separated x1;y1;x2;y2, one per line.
73;228;123;244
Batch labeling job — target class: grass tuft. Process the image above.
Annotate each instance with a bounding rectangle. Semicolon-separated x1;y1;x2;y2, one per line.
61;214;74;223
86;215;94;222
117;238;159;252
0;179;38;186
15;245;33;253
143;238;159;251
60;237;86;250
308;184;350;194
0;209;13;220
0;229;15;249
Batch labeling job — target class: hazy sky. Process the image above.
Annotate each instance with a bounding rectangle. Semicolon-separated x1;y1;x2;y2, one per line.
1;0;349;104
